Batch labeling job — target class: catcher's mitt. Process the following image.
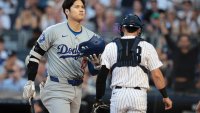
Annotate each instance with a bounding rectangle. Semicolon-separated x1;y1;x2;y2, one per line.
91;102;110;113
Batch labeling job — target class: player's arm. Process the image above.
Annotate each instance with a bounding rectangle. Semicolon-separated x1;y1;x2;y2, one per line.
96;65;109;100
26;43;46;81
151;69;166;90
147;44;172;110
23;43;47;100
23;30;53;100
150;68;172;110
95;44;111;101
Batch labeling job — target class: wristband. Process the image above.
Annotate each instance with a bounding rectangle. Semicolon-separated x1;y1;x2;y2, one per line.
159;87;168;98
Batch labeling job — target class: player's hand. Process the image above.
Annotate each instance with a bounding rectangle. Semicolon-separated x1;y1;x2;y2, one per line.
23;80;36;100
163;97;172;110
87;54;101;67
196;101;200;113
39;81;45;90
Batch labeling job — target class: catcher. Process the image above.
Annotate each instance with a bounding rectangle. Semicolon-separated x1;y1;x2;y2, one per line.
93;14;173;113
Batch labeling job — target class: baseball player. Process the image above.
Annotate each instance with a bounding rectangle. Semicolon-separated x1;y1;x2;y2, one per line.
94;14;173;113
22;0;103;113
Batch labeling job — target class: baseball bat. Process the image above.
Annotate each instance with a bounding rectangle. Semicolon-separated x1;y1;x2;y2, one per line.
29;97;35;113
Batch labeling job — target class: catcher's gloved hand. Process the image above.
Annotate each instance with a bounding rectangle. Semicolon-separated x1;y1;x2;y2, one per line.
23;80;36;100
91;99;110;113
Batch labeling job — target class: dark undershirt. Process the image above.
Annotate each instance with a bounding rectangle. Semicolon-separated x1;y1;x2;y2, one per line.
164;34;200;80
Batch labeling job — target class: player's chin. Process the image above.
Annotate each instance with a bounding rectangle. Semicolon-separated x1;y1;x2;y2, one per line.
74;15;84;20
77;18;85;22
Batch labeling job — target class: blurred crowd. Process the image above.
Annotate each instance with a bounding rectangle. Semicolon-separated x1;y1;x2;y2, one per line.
0;0;199;110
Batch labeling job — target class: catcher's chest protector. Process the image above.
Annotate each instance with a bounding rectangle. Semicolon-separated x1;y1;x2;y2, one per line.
111;37;148;73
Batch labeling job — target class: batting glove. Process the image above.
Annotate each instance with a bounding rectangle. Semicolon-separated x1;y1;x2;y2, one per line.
23;80;36;100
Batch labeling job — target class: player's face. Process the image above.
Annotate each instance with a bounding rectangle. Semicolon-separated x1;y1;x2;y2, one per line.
68;0;85;22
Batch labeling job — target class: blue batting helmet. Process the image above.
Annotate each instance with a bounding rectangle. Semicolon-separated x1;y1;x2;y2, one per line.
78;35;105;57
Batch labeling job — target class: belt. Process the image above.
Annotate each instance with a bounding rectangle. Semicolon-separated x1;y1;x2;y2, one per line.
115;86;141;90
49;76;83;86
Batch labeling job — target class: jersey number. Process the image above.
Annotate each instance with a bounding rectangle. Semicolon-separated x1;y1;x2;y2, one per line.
136;46;142;63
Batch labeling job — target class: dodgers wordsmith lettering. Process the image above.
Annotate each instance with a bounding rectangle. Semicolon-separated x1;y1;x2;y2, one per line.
57;44;81;60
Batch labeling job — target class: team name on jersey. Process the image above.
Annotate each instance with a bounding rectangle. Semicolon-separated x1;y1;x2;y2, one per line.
57;44;81;60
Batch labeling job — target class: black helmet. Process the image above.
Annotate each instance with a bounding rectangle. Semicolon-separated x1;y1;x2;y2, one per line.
121;14;143;28
120;14;144;36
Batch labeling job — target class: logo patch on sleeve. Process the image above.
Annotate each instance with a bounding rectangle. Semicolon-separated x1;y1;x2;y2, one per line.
39;34;45;43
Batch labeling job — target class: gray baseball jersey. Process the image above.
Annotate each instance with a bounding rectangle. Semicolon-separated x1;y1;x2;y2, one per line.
37;21;96;79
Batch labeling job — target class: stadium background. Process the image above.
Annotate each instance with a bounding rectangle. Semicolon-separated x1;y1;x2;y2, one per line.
0;0;199;113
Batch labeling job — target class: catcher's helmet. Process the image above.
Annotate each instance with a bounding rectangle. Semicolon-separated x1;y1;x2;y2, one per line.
120;14;144;36
78;35;105;57
121;14;143;28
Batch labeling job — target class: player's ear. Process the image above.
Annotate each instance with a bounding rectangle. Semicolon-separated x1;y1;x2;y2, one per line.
121;26;125;32
65;9;69;15
137;28;141;35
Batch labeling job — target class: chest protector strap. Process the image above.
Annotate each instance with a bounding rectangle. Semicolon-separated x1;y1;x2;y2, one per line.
111;37;149;74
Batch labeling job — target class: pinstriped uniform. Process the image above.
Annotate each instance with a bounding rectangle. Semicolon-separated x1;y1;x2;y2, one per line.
101;36;163;113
